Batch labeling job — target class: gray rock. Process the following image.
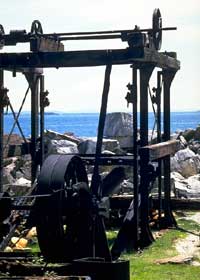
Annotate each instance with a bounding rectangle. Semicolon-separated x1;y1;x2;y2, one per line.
115;136;134;149
189;141;200;154
182;129;196;142
173;174;200;199
14;177;31;187
78;139;96;154
3;157;18;185
171;148;200;178
104;112;136;149
120;179;134;194
104;112;133;137
2;155;32;185
44;130;81;155
47;139;78;154
78;138;120;154
44;129;81;144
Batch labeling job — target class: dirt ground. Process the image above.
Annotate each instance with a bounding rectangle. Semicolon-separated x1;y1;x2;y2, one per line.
175;212;200;266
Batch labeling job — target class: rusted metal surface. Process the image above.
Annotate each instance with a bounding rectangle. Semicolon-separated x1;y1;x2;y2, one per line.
0;9;180;276
162;71;177;227
90;64;112;197
0;70;4;192
0;48;180;69
132;67;139;245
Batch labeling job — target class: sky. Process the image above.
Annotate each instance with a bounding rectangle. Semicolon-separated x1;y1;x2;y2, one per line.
0;0;200;113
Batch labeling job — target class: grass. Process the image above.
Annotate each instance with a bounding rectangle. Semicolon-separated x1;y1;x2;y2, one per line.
5;212;200;279
117;217;200;280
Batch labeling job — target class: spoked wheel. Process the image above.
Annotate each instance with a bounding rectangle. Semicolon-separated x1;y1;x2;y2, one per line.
33;154;90;262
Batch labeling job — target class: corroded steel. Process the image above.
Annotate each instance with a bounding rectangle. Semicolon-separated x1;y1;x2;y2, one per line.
0;9;180;269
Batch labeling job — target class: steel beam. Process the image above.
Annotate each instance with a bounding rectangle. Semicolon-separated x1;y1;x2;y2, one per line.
0;70;3;192
163;70;177;227
39;75;45;165
132;67;139;246
156;71;163;225
139;65;154;247
90;64;112;196
0;48;180;70
24;72;40;183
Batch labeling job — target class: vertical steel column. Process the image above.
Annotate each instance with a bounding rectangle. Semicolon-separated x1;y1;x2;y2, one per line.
39;75;45;165
156;71;163;226
163;70;177;227
90;64;112;197
157;72;162;142
0;70;4;192
111;67;139;258
139;65;154;247
132;67;139;245
25;72;40;183
140;66;154;145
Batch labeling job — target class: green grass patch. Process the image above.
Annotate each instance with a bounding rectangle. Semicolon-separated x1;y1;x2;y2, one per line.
118;217;200;280
25;213;200;279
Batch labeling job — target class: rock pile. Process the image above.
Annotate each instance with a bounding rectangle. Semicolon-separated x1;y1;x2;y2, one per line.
2;113;200;199
171;127;200;199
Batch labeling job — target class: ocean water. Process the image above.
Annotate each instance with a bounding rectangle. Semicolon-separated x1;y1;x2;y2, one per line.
3;111;200;138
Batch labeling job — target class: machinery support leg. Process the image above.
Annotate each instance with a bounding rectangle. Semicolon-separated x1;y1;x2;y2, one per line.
91;64;112;197
163;70;177;227
156;71;163;227
132;67;139;247
39;75;45;165
0;70;4;192
25;72;40;183
139;66;154;247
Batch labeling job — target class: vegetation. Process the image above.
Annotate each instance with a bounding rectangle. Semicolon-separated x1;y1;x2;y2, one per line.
1;211;200;279
118;215;200;280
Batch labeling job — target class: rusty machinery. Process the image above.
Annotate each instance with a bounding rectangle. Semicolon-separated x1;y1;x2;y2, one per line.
0;9;180;279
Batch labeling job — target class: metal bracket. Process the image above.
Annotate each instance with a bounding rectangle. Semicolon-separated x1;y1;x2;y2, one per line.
0;87;9;108
125;83;135;107
41;90;50;108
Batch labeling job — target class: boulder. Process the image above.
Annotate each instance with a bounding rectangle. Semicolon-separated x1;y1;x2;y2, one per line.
194;126;200;141
19;155;32;181
182;129;196;142
104;112;133;149
44;130;81;155
78;138;120;154
2;155;32;187
189;141;200;155
181;126;200;142
47;139;79;154
14;177;31;187
120;179;134;194
44;129;81;144
171;148;200;178
173;174;200;199
78;139;96;154
3;157;18;185
104;112;133;137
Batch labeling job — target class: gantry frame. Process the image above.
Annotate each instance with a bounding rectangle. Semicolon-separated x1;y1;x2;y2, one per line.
0;16;180;254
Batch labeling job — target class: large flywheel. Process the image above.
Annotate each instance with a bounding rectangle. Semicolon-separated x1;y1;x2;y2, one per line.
32;154;91;262
31;154;111;263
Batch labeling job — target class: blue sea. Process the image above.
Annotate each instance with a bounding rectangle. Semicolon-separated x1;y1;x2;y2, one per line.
3;111;200;138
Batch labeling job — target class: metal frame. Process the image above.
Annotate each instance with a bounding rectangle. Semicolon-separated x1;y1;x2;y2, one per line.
0;19;180;256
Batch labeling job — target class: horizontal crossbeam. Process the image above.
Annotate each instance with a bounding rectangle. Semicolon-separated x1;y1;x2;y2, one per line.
139;139;180;161
0;47;180;70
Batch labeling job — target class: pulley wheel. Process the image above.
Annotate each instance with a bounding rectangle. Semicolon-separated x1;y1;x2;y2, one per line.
30;20;43;35
33;154;90;262
152;8;162;50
